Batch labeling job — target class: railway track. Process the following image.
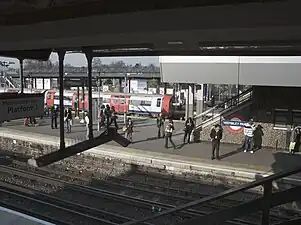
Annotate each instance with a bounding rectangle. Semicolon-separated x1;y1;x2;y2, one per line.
0;163;299;225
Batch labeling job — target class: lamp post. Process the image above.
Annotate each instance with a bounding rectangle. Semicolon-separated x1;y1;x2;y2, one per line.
97;72;101;131
124;73;130;125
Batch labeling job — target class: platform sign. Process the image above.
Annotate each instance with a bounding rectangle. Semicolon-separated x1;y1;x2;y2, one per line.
0;94;44;122
222;114;247;133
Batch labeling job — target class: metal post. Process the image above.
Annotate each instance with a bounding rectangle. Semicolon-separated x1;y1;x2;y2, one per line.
97;73;101;131
58;50;66;150
124;73;128;125
128;77;131;93
76;86;80;119
185;86;190;120
80;81;85;123
19;58;24;93
86;52;94;140
261;182;272;225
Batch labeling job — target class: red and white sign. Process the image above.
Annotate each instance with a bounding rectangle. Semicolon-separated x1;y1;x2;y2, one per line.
225;114;245;133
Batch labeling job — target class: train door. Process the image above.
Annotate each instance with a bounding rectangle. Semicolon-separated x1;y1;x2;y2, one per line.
72;93;77;110
111;95;120;112
78;93;85;111
84;94;89;111
162;95;172;116
46;90;55;108
118;95;129;113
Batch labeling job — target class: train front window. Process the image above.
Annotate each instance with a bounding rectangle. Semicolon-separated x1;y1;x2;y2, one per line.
156;98;161;107
141;100;152;106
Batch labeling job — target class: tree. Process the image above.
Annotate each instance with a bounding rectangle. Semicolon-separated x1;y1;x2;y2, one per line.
148;78;159;88
93;58;102;71
103;79;113;85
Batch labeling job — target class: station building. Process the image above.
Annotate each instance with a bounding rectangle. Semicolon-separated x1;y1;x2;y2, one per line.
160;56;301;150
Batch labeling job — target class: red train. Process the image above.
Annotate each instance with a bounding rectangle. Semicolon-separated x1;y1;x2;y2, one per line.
0;88;177;117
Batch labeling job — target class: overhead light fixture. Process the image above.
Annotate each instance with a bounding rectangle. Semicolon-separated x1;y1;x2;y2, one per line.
198;41;300;51
92;47;153;53
168;41;184;45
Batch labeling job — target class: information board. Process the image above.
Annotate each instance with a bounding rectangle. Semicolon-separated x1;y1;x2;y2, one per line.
0;95;44;121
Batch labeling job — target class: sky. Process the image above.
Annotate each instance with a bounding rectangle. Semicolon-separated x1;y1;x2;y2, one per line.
0;53;159;68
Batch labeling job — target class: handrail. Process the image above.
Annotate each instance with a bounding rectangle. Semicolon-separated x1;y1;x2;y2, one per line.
193;87;253;121
122;164;301;225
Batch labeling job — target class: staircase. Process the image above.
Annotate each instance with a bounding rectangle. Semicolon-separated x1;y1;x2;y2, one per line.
194;87;253;131
4;75;19;88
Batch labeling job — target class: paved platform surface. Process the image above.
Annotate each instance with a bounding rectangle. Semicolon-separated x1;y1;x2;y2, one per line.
1;117;301;176
0;206;55;225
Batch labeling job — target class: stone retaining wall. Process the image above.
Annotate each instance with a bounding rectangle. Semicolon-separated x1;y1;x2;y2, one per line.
200;122;288;150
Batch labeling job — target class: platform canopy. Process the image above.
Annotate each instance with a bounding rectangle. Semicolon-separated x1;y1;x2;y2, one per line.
159;56;301;87
0;0;301;57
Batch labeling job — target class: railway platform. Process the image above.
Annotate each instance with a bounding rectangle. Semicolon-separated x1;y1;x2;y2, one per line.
0;117;301;185
0;206;55;225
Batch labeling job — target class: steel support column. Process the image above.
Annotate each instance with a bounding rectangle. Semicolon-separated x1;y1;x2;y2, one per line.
261;182;272;225
85;52;94;140
80;81;85;123
58;51;66;150
76;87;80;118
19;58;24;93
128;78;131;93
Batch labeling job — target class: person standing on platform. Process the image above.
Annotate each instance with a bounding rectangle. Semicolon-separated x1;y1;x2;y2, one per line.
64;108;68;131
104;105;112;128
243;119;256;153
184;117;195;144
165;119;176;149
125;118;134;142
210;124;223;160
292;125;301;154
98;105;105;128
253;124;264;150
66;108;73;133
50;106;58;129
157;114;165;138
85;112;90;140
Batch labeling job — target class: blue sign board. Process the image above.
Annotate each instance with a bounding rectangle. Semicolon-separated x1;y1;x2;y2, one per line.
222;120;248;127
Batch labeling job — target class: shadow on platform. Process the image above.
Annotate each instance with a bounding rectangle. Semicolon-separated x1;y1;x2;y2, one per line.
28;127;131;168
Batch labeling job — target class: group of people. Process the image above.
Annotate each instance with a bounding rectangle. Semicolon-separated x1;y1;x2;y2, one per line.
209;119;265;160
156;114;195;149
242;119;264;154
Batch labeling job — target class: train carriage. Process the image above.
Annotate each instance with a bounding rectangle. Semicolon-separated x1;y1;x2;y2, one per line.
128;95;163;116
0;87;177;118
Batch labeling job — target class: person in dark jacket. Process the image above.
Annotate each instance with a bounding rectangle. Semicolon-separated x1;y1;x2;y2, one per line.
157;114;165;138
104;105;112;128
125;118;134;142
253;124;264;150
66;108;73;133
183;117;195;144
210;124;223;160
50;106;58;129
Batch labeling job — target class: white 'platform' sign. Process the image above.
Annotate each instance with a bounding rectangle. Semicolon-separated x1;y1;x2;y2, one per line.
0;96;44;122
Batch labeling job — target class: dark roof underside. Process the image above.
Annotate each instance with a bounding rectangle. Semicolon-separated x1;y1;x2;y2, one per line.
0;0;284;26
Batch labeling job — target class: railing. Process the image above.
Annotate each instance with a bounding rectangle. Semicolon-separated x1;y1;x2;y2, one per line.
122;165;301;225
194;87;253;129
3;75;19;88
